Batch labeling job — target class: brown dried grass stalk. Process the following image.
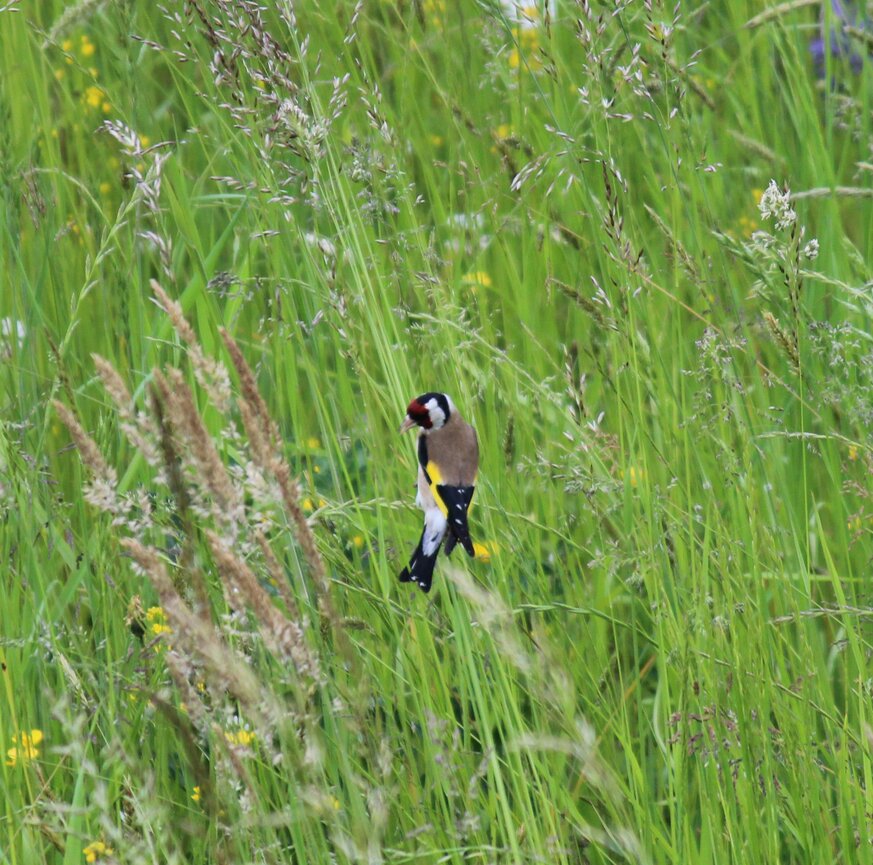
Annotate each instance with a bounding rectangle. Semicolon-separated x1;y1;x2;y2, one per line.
122;538;272;725
219;329;340;634
207;530;320;683
52;400;116;485
153;367;242;530
92;353;160;465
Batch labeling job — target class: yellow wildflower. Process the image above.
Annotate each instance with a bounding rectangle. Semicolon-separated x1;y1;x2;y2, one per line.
225;728;256;748
80;36;95;58
508;27;541;71
61;39;73;52
352;534;364;549
737;215;758;238
848;445;858;461
462;271;492;290
5;729;43;766
83;85;105;109
472;541;499;563
621;466;645;488
146;606;172;639
83;840;113;863
99;182;111;195
191;786;201;802
306;436;321;450
429;134;444;147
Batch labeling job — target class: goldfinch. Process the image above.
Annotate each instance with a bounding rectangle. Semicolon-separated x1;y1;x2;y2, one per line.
398;393;479;593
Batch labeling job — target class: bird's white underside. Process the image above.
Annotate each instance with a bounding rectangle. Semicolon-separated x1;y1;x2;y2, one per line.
422;507;447;556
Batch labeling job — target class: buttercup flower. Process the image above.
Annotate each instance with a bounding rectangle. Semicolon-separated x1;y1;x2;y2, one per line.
225;728;256;748
5;729;43;766
83;840;113;863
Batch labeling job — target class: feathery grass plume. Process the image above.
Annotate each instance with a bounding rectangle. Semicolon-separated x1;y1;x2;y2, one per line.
163;648;209;733
763;310;801;371
121;538;274;727
153;367;243;536
219;327;340;640
207;530;320;683
42;0;104;46
219;328;276;445
254;529;301;621
52;399;121;515
151;280;232;414
92;354;160;466
148;375;212;610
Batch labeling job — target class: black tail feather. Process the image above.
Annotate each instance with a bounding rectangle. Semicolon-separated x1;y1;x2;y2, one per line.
398;532;441;593
436;485;475;557
443;532;458;558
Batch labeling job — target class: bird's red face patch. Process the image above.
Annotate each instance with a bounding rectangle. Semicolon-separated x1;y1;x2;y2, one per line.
406;399;432;429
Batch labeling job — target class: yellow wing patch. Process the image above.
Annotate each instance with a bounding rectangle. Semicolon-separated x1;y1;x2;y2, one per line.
425;461;448;516
425;461;476;517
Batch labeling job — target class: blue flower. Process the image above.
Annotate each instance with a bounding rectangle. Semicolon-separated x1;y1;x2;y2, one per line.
810;0;871;77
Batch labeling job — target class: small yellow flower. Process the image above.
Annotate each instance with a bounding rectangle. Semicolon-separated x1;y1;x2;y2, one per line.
848;445;858;461
5;729;44;766
352;534;364;549
83;840;113;863
54;68;65;81
472;541;499;563
848;516;863;532
621;466;645;488
508;27;541;71
429;134;444;147
80;37;95;58
462;271;492;290
306;436;321;450
61;39;73;52
146;606;172;640
99;182;111;195
83;85;105;109
191;785;201;802
737;215;759;238
225;728;256;748
140;134;151;148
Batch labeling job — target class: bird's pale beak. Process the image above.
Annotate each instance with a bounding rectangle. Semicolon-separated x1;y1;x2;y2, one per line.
399;416;416;434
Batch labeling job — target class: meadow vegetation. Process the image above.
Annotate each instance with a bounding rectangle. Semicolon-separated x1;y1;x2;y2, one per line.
2;0;873;862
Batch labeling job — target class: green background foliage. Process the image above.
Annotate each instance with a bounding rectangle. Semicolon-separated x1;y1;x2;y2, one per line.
2;0;873;862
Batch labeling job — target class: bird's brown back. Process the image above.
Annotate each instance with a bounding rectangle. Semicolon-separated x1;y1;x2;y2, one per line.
424;413;478;485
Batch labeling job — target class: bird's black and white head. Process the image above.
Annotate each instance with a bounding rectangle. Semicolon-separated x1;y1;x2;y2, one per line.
400;392;454;434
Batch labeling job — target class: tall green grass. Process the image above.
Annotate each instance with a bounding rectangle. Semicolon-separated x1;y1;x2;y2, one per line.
2;0;873;862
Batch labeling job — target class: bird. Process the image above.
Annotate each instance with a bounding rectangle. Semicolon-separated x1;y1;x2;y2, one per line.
398;392;479;593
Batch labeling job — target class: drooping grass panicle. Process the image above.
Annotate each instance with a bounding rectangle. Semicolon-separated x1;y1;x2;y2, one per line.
52;399;121;516
206;530;320;683
121;538;275;727
92;354;161;466
218;327;336;623
151;279;232;414
151;366;243;537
